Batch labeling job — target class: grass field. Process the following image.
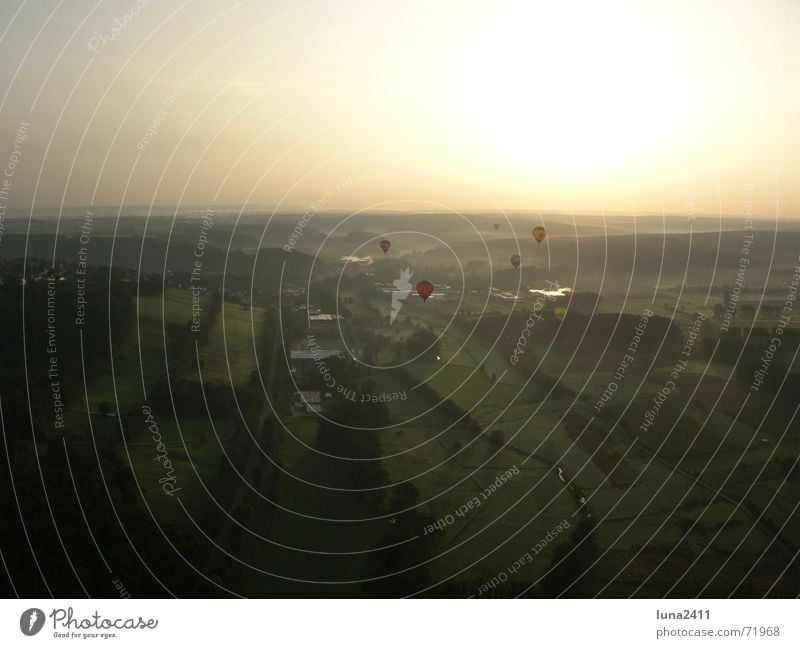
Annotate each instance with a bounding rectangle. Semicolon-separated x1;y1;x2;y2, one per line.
62;288;198;428
303;287;800;590
196;301;267;386
62;288;269;524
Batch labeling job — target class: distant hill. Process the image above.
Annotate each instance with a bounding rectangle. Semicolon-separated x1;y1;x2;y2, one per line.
416;230;800;289
0;234;323;282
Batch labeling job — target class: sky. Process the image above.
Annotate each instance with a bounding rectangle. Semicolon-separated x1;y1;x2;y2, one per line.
0;0;798;217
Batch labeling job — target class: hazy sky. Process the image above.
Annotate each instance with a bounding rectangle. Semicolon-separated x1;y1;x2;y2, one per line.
0;0;798;216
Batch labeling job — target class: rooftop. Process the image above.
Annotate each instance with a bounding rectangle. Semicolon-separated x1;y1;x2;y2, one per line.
309;313;343;321
290;350;343;360
295;390;322;405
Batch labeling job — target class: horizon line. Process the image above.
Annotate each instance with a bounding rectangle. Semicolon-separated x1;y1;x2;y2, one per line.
1;204;795;220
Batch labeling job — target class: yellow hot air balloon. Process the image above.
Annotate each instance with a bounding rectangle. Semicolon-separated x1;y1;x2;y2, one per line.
554;307;567;321
532;226;546;246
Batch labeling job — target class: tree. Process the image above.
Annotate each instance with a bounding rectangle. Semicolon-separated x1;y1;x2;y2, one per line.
538;517;598;597
98;401;112;416
779;457;797;479
363;481;437;596
316;388;391;500
390;482;420;511
404;327;441;362
488;430;505;447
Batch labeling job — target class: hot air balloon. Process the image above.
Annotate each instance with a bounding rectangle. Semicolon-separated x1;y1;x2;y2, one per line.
510;254;521;268
554;307;567;321
379;239;391;254
416;280;434;302
532;226;546;245
493;223;500;231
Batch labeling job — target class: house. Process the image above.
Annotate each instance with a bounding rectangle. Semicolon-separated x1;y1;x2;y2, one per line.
308;313;343;330
292;390;333;417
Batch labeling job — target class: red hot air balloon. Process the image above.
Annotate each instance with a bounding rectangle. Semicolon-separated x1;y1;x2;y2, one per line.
379;239;391;253
510;254;521;268
416;280;434;301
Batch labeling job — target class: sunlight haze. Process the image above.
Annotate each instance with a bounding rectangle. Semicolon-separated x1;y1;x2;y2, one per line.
0;0;798;216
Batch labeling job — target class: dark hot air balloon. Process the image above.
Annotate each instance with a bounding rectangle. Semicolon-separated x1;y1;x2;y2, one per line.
493;223;500;231
379;239;391;253
510;254;521;268
532;226;546;245
416;280;434;301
